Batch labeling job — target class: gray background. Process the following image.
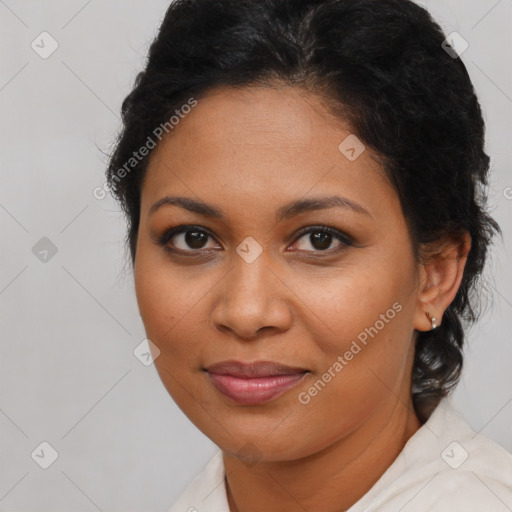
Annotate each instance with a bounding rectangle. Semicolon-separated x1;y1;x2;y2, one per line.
1;0;511;511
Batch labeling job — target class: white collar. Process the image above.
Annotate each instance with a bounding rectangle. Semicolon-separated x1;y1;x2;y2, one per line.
168;397;512;512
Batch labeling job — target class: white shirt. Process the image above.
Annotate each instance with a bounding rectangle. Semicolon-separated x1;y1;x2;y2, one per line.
168;397;512;511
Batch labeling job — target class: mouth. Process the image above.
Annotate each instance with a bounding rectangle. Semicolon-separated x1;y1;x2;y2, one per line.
204;360;310;405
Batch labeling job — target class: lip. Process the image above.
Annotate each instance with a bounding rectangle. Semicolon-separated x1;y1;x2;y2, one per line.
205;360;309;405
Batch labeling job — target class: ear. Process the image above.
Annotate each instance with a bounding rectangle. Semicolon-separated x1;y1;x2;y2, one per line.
413;231;471;332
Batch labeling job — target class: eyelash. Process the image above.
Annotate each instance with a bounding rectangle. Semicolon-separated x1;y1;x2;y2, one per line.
156;224;354;258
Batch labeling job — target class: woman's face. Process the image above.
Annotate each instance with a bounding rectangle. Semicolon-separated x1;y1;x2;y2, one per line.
134;85;425;462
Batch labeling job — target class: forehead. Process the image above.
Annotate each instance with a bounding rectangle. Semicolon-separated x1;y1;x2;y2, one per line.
186;84;343;143
141;85;396;222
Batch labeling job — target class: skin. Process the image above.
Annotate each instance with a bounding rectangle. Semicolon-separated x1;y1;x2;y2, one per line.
134;84;470;512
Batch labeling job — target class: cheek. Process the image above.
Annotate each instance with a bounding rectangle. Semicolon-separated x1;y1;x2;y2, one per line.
134;254;209;410
294;256;414;352
134;247;227;380
295;253;418;414
134;250;193;352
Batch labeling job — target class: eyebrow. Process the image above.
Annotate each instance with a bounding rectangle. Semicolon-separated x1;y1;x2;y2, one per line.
148;195;372;221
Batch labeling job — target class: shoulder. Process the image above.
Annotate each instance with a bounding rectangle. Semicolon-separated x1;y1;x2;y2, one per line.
410;468;512;511
357;462;512;511
423;430;512;510
431;399;512;482
349;398;512;511
407;399;512;509
168;450;229;512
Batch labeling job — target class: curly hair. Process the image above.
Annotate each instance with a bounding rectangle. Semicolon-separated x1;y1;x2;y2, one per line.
105;0;501;423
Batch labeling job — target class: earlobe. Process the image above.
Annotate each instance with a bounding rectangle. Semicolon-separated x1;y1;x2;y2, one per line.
413;232;471;332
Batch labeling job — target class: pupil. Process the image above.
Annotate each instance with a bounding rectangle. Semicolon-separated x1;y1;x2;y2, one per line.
186;230;207;249
311;231;331;250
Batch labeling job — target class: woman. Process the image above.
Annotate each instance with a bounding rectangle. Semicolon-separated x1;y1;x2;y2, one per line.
105;0;512;510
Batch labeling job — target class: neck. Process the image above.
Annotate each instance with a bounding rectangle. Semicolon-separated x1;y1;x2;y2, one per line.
223;396;422;512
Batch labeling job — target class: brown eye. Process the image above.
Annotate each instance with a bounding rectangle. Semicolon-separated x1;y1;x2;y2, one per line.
159;226;220;252
291;226;353;254
175;230;210;249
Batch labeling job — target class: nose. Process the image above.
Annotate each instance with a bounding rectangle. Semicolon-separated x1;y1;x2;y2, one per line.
211;255;292;340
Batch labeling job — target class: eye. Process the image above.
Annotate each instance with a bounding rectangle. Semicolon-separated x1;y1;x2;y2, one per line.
158;226;219;253
156;224;353;256
290;226;353;254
